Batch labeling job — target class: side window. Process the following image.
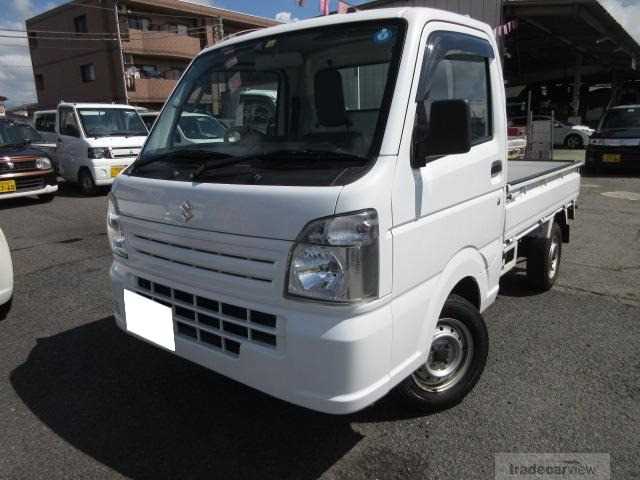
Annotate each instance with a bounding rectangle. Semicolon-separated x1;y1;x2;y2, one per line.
416;31;493;146
59;108;80;137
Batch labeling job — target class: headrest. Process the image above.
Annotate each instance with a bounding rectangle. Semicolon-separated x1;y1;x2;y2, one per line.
314;69;348;127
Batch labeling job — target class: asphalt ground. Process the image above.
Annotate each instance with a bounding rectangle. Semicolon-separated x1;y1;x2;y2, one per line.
0;159;638;480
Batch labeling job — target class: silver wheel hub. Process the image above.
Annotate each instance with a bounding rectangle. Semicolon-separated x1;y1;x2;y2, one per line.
549;238;559;279
412;318;474;393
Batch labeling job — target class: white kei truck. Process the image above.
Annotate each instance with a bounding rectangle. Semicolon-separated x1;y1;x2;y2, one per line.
46;103;147;194
108;8;582;414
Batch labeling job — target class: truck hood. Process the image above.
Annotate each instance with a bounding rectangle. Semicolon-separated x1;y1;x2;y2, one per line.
0;144;49;158
112;175;342;241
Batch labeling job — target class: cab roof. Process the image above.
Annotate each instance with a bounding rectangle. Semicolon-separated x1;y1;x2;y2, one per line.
201;7;493;55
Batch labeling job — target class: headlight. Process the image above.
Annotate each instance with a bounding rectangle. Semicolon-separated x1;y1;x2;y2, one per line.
88;147;112;159
35;157;51;170
107;195;127;258
287;209;379;303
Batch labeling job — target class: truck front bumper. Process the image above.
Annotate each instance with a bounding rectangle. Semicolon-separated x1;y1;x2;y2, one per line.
110;260;394;414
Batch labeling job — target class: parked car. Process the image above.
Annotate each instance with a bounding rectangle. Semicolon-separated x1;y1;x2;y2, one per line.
108;8;582;415
0;119;57;202
509;116;594;149
586;104;640;172
507;126;527;160
139;111;159;131
0;227;13;319
141;111;227;144
55;102;148;195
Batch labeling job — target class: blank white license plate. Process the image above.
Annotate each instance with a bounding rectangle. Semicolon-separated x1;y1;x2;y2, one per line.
124;290;175;351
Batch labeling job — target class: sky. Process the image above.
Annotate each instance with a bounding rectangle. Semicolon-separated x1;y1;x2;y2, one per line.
0;0;639;108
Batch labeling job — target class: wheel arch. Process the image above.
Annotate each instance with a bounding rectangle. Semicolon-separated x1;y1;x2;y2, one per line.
416;248;490;367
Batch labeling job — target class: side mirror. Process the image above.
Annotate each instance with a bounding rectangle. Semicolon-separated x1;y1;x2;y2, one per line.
411;99;472;168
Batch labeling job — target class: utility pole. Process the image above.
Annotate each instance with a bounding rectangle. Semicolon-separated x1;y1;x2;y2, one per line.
114;0;129;104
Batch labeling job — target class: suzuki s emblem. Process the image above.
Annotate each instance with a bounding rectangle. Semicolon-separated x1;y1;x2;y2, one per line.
6;161;14;170
180;201;194;222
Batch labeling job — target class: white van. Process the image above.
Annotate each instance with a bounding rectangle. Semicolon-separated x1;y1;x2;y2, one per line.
109;9;582;414
56;103;147;194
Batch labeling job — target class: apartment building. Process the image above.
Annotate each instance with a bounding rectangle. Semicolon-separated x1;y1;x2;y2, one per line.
27;0;278;110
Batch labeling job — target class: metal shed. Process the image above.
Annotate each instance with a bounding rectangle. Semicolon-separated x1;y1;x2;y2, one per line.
359;0;503;28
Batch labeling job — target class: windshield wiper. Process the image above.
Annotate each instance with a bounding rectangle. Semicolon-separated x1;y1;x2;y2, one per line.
191;149;369;180
133;148;232;172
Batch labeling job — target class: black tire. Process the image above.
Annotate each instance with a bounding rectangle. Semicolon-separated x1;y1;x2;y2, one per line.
38;193;55;203
564;134;583;149
78;169;96;196
0;298;12;320
395;294;489;413
526;222;562;291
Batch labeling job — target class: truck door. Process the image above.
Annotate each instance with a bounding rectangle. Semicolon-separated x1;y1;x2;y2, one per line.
57;107;83;180
392;23;506;304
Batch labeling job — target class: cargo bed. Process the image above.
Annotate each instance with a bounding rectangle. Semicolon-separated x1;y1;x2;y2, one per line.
504;160;583;241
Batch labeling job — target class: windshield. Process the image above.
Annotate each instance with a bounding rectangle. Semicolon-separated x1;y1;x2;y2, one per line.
78;108;148;137
0;122;43;146
134;20;406;186
601;108;640;130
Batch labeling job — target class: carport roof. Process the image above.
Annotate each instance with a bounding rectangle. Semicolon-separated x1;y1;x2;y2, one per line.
503;0;640;84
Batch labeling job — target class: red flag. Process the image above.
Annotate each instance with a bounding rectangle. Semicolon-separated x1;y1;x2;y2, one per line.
338;1;349;13
320;0;329;15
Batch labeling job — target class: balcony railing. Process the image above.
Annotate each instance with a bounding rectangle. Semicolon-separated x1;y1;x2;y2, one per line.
123;28;202;58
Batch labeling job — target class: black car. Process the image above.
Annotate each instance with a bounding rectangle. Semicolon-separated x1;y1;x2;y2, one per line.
0;119;58;202
585;105;640;173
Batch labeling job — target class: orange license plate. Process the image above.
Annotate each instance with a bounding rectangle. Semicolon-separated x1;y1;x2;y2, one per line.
111;166;126;177
0;180;16;193
602;154;621;164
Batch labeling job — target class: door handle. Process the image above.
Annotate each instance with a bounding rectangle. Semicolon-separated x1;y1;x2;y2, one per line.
491;160;503;176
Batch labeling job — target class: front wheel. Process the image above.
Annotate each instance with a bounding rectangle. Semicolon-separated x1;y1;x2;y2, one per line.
395;294;489;413
78;169;96;196
564;134;583;149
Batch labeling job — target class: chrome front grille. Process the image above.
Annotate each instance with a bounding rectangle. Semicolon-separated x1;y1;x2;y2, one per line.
111;147;140;159
135;276;279;357
128;233;277;285
15;177;45;191
0;160;36;172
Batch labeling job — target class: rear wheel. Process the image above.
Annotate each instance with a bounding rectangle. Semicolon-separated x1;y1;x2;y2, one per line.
526;222;562;291
564;134;583;149
396;294;489;413
78;169;96;196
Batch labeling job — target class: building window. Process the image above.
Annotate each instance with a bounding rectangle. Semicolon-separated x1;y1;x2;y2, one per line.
35;74;45;91
74;14;88;33
128;16;150;31
81;63;96;83
29;31;38;48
